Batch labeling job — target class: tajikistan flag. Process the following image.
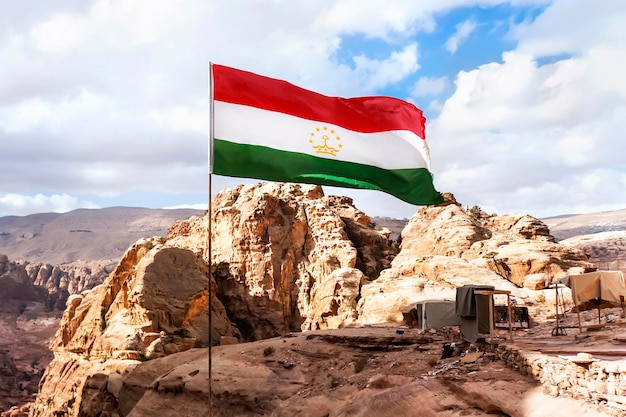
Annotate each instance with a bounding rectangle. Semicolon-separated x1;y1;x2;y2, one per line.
209;63;444;206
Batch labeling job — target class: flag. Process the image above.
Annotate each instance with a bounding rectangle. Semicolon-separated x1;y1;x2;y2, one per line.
209;63;444;206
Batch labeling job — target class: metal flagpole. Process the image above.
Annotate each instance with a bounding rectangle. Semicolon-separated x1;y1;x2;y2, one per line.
207;61;215;417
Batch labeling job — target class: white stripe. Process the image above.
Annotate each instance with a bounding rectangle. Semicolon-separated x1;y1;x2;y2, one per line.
214;101;431;171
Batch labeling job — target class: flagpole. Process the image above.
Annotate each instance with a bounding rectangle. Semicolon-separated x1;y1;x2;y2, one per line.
207;61;215;417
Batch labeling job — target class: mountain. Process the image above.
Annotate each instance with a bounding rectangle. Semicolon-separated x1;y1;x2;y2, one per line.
27;183;599;416
542;209;626;273
2;196;626;416
0;207;204;264
542;208;626;241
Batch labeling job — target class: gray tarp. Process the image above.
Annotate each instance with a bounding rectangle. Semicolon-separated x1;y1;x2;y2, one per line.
415;300;460;331
456;285;494;343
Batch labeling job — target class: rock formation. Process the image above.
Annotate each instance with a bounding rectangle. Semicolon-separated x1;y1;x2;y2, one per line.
29;183;397;416
357;202;594;325
27;183;602;416
0;253;115;312
206;183;397;340
559;231;626;274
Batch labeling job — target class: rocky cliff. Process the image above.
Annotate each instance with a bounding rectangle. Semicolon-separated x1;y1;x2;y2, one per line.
542;209;626;275
0;256;59;415
559;231;626;274
0;255;115;312
27;183;599;417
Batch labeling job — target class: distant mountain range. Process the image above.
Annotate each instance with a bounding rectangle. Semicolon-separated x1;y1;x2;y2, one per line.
0;205;625;266
0;207;204;264
541;208;626;241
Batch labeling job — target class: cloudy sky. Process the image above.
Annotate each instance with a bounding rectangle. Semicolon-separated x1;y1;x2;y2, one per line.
1;0;625;220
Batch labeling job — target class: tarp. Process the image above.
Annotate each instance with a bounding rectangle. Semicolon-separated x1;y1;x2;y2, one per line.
415;300;459;331
562;270;626;311
456;285;494;343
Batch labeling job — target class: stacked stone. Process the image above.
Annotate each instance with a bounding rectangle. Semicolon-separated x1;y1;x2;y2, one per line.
497;344;626;411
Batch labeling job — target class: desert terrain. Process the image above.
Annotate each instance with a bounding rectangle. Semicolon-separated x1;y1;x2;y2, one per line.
1;184;626;416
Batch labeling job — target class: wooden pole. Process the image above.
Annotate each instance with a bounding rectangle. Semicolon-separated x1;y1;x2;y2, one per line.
555;284;560;329
507;294;514;342
488;294;494;343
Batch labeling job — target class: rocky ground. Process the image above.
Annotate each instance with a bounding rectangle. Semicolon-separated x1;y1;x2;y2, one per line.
4;301;626;416
1;185;624;416
77;312;624;417
204;309;626;417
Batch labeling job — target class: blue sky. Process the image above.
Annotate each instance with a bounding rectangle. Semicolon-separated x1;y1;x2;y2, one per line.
1;0;625;220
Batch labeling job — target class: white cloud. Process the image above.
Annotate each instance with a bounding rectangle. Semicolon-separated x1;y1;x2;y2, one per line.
0;193;100;216
351;43;420;91
445;19;477;54
428;1;626;217
411;75;449;97
0;0;624;220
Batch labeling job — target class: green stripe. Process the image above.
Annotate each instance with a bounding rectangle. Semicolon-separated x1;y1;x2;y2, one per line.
213;139;444;206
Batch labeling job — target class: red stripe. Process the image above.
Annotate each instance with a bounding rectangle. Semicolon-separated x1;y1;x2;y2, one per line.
212;64;426;139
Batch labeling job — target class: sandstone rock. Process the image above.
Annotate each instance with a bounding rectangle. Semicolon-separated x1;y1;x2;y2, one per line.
203;183;397;341
384;202;593;288
303;267;365;330
29;237;236;417
29;183;400;416
29;184;611;417
523;273;553;290
560;231;626;275
51;238;234;359
107;372;123;400
0;349;18;392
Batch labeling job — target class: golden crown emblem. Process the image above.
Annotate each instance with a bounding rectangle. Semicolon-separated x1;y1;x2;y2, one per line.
309;126;342;157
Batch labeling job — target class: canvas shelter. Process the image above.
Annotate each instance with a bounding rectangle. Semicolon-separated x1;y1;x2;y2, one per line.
414;300;459;331
561;270;626;330
456;285;494;343
455;284;514;343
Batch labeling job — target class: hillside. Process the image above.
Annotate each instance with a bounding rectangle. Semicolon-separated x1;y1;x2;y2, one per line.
0;207;204;264
2;188;626;416
542;208;626;241
542;209;626;273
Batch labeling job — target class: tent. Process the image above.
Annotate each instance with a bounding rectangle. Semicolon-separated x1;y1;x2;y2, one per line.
456;285;495;343
562;270;626;308
413;300;459;331
455;284;516;343
561;270;626;329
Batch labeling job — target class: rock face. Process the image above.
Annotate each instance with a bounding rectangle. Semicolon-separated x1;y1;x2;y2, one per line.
0;255;116;414
29;183;397;416
357;202;594;325
0;350;19;407
30;236;236;417
28;184;602;417
207;183;396;340
0;253;114;312
559;231;626;274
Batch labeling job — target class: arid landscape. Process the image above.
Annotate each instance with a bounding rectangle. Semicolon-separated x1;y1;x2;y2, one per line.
1;183;626;416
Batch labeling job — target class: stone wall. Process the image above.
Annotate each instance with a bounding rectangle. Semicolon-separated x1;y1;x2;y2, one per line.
498;344;626;412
